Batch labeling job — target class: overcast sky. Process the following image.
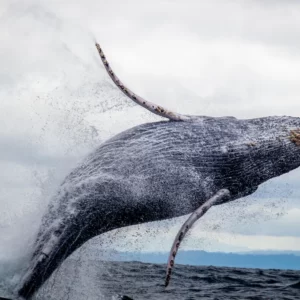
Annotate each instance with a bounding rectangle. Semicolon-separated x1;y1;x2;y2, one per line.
2;0;300;265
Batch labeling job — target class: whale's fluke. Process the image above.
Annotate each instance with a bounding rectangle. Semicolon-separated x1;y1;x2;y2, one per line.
165;189;230;287
95;43;190;121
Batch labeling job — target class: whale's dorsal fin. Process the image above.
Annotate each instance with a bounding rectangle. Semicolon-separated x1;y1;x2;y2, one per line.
165;188;230;287
95;43;190;121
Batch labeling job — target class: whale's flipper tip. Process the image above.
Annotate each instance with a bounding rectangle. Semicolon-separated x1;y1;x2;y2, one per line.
0;297;12;300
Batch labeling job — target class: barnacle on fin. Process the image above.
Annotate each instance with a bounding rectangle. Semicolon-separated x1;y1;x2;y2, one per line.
290;129;300;146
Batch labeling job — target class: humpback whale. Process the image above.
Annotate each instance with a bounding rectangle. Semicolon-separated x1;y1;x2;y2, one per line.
3;43;300;299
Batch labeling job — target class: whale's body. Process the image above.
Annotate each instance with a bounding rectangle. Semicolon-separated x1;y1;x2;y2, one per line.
2;42;299;299
16;115;300;298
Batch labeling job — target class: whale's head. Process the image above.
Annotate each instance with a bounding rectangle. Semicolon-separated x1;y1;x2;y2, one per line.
250;116;300;180
210;115;300;198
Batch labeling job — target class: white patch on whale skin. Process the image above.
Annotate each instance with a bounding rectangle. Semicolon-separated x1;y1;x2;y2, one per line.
220;145;228;153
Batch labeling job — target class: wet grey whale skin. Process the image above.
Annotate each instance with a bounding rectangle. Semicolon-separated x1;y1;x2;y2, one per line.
16;115;300;299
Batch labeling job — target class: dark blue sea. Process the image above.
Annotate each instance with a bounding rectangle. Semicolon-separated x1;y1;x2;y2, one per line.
33;260;300;300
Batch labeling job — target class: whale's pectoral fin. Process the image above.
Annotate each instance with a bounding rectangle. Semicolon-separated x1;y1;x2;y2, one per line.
165;188;231;287
95;42;191;122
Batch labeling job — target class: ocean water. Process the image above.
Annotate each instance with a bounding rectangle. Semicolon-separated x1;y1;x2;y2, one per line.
29;260;300;300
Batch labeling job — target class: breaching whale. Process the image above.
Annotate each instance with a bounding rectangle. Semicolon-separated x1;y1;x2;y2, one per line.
3;43;300;299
